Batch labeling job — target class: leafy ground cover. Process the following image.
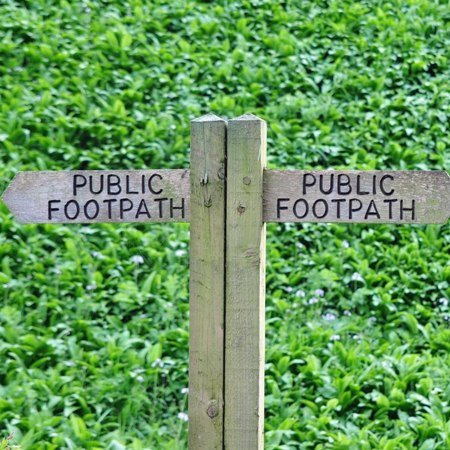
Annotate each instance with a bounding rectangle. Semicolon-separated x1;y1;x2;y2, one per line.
1;0;449;448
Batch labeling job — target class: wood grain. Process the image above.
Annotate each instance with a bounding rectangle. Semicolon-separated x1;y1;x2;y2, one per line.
189;114;226;449
264;170;450;224
225;114;266;450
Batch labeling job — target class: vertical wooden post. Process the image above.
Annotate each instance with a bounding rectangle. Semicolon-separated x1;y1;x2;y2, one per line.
225;114;267;449
189;114;226;449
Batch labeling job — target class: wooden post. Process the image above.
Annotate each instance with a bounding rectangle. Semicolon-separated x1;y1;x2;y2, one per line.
225;114;267;449
189;114;226;449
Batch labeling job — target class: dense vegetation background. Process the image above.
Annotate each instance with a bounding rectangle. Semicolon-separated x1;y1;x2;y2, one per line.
1;0;449;448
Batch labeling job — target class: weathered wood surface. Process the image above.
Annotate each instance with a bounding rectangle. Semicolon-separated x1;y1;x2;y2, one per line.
189;114;226;449
264;170;450;224
225;114;266;450
2;170;190;223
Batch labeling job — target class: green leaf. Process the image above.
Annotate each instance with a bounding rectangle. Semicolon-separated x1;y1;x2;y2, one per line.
120;33;133;49
106;31;119;50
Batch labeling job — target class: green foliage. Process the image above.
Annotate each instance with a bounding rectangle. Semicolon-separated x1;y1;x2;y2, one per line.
1;0;449;448
1;432;21;449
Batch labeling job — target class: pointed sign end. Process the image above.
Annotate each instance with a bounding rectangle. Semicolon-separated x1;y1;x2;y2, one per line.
444;171;450;223
1;176;15;209
1;177;25;223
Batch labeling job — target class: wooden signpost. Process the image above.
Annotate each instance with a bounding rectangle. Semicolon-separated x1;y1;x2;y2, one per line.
264;170;450;224
3;170;190;223
2;114;449;450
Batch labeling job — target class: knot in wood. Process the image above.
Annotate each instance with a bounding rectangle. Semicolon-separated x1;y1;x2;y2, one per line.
243;176;251;185
204;196;212;208
207;401;218;419
244;248;260;266
237;204;246;214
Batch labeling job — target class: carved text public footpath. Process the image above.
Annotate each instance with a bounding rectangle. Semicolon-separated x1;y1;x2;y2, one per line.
264;170;450;223
4;169;450;224
3;170;189;223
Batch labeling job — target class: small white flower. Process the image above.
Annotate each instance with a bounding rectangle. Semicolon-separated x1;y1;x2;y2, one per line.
84;6;91;13
438;298;448;307
323;312;336;321
296;242;303;249
344;310;352;316
170;124;177;130
178;412;188;421
86;283;96;291
175;249;187;257
92;251;105;259
352;334;361;340
151;358;164;368
315;289;325;297
351;272;364;282
330;334;341;341
181;387;189;394
136;375;145;383
369;316;377;322
308;297;319;305
131;255;145;264
342;240;350;248
2;283;11;289
286;286;293;293
295;290;305;298
444;315;449;321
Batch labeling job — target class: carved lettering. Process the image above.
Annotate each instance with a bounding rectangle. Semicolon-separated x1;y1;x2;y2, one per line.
276;198;290;219
302;174;316;195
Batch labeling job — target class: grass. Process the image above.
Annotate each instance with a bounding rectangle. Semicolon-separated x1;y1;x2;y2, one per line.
1;0;449;448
